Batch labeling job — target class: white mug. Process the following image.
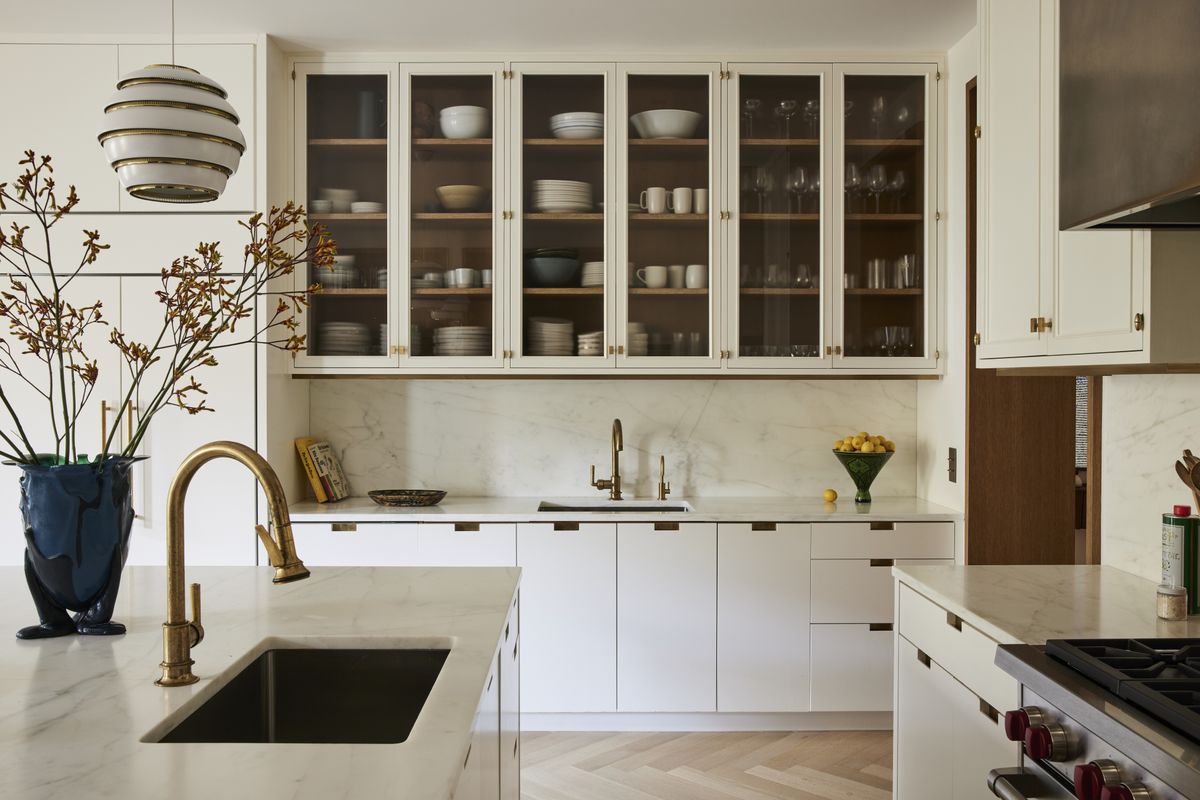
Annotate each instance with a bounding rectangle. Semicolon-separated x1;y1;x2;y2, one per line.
667;264;686;288
636;265;668;289
685;263;708;288
639;187;668;214
450;267;478;288
693;188;708;214
669;187;693;215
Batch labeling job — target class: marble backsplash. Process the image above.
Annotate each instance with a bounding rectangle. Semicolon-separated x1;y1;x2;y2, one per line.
1102;374;1200;582
310;379;918;499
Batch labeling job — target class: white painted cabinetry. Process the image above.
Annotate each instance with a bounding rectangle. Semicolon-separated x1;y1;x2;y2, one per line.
291;523;419;565
617;522;716;712
717;523;810;712
417;523;516;566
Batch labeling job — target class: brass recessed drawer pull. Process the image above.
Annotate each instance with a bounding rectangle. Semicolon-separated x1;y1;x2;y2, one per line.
463;743;472;769
332;523;357;533
979;698;999;723
869;521;895;531
869;558;895;567
654;522;680;532
917;649;931;668
868;622;893;632
751;522;777;531
553;522;580;532
454;522;480;532
946;611;962;631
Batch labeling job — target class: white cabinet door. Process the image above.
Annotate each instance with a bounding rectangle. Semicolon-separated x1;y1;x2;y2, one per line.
517;522;616;713
1050;230;1145;355
811;558;952;623
717;523;810;712
617;522;716;712
810;623;895;711
978;0;1046;358
118;276;257;566
116;44;256;213
290;523;419;566
0;45;119;212
952;673;1018;799
895;636;955;800
417;523;516;566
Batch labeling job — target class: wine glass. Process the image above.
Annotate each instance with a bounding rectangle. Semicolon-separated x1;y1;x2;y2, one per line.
788;167;808;213
742;98;762;138
893;105;912;136
804;172;821;213
844;162;863;213
867;164;888;213
774;99;799;139
887;169;908;212
752;166;774;213
869;95;888;139
802;99;820;138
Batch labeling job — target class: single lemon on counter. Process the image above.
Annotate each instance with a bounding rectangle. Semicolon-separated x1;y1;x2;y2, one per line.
822;488;838;502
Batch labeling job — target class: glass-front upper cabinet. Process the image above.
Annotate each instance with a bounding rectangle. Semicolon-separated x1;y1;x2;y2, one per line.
401;64;505;368
726;65;831;369
509;64;614;367
835;64;937;367
618;64;721;368
294;64;396;367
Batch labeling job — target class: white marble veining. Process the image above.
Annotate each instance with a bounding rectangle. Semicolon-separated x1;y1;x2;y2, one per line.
290;494;960;523
1102;374;1200;583
309;379;918;499
0;566;519;800
894;564;1200;646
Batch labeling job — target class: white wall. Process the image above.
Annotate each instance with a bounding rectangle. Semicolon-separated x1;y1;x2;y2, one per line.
308;379;919;499
915;26;976;513
1102;374;1200;582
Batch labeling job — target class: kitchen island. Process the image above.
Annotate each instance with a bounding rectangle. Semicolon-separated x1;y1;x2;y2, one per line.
0;565;520;800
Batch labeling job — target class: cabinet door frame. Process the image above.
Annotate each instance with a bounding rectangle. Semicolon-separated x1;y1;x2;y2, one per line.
832;62;940;371
292;60;401;369
615;62;724;370
399;61;508;371
507;61;618;369
724;62;835;372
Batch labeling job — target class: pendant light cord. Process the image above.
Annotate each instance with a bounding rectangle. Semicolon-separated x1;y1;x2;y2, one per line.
170;0;175;66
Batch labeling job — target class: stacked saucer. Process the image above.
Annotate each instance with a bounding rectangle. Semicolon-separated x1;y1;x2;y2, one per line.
581;261;605;287
550;112;604;140
377;323;388;356
627;322;649;356
411;276;441;290
433;325;490;356
527;317;575;356
532;179;592;213
318;321;370;355
319;255;358;289
577;330;604;357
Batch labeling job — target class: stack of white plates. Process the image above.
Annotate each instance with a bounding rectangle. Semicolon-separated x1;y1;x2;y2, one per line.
351;201;384;214
550;112;604;140
318;321;370;356
378;324;388;356
411;277;440;289
527;317;575;356
627;322;649;356
320;255;358;289
410;324;424;357
577;330;604;357
532;179;592;213
433;325;491;357
581;261;605;287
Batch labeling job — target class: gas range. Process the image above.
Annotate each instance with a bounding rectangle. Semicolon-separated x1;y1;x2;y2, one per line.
991;639;1200;799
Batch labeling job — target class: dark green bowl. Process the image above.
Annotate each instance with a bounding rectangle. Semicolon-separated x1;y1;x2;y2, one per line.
832;449;894;504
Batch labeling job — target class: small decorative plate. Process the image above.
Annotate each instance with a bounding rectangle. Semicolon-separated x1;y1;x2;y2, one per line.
368;489;447;507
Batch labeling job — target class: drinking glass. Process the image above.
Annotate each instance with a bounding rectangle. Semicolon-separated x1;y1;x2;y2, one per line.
844;162;863;213
883;326;901;357
788;167;807;213
888;170;908;212
866;258;889;289
867;164;888;213
753;166;774;212
774;99;798;139
893;105;912;136
802;99;820;137
870;95;888;138
804;172;821;213
793;262;814;289
894;254;918;289
742;98;762;138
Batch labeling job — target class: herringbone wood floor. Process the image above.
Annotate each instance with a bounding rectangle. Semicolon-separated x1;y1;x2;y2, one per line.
521;731;893;799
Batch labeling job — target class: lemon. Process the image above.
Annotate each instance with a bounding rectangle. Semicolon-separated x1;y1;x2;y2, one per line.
861;440;876;453
857;431;869;439
851;436;865;448
822;488;838;502
833;439;844;449
884;440;896;452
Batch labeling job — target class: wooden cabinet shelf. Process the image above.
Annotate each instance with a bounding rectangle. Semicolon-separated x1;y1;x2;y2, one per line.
524;212;602;222
308;138;387;147
740;288;820;296
844;288;923;296
629;288;709;296
629;213;709;222
524;138;603;147
412;287;492;297
524;287;603;296
741;138;820;147
311;288;387;297
309;213;387;221
741;213;819;221
628;138;708;147
412;212;492;223
413;138;492;147
845;213;923;222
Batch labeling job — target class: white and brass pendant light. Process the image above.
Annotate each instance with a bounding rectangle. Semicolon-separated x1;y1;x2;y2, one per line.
98;0;244;203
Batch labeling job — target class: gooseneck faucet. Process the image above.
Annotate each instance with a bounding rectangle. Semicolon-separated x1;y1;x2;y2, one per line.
156;441;310;687
590;418;624;500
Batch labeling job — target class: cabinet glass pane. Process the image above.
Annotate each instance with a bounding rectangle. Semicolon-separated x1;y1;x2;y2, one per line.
304;73;389;359
625;73;712;359
520;74;606;358
842;73;926;358
735;74;823;359
409;74;495;359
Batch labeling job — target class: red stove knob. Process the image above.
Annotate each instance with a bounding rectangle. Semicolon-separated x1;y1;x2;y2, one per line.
1074;760;1122;800
1024;722;1070;761
1004;706;1046;742
1100;783;1152;800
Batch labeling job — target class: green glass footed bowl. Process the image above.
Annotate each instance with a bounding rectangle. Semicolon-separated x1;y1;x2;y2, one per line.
832;449;894;504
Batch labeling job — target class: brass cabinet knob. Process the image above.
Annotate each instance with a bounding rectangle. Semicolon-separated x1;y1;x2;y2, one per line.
973;332;982;346
833;345;843;356
617;344;625;355
825;345;832;356
1134;312;1145;331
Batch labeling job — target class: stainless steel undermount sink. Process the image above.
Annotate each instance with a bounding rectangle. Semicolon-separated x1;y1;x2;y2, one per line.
153;648;449;744
537;499;694;513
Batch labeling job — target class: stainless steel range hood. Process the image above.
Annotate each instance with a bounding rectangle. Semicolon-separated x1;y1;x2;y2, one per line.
1060;0;1200;229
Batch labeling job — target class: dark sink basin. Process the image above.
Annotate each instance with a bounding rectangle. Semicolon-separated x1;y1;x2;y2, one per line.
155;648;449;744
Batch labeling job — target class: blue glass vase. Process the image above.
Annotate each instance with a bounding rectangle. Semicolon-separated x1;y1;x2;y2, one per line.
14;457;140;639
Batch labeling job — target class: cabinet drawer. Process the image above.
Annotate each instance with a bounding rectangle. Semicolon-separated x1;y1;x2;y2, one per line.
811;521;953;559
811;558;952;623
897;583;1018;713
811;623;894;711
418;523;517;566
291;522;418;566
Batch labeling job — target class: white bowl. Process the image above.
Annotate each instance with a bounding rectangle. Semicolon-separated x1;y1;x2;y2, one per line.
436;184;486;211
319;187;358;212
309;199;332;213
440;114;490;139
441;105;489;116
551;125;603;140
630;109;702;139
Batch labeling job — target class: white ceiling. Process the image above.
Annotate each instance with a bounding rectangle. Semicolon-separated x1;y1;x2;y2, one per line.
2;0;976;54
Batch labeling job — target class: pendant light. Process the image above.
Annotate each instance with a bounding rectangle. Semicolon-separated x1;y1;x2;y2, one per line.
97;0;244;203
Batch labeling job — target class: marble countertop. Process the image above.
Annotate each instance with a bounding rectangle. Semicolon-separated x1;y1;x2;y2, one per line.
0;565;520;800
894;564;1200;645
290;495;961;523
